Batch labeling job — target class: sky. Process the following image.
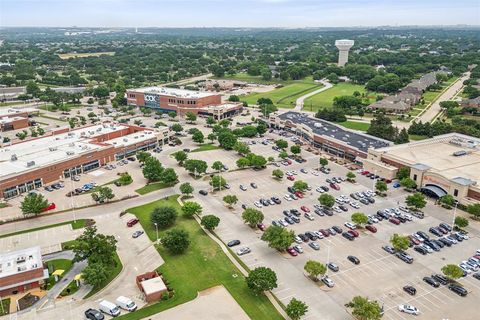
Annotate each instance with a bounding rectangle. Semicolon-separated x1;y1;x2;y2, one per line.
0;0;479;28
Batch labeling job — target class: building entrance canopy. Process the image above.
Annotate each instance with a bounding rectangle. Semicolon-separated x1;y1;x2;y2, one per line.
421;185;448;198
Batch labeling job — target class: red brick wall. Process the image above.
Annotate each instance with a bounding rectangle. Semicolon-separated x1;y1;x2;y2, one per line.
467;189;480;201
0;268;43;292
11;118;29;130
380;156;405;168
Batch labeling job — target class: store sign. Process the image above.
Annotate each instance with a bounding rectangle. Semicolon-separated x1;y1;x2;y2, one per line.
144;94;160;108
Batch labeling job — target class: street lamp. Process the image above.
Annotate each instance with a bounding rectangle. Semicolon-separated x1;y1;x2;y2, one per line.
154;223;159;244
452;201;459;229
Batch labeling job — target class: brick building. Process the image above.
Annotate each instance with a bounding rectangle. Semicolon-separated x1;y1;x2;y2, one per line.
0;247;48;296
0;107;38;132
0;122;171;199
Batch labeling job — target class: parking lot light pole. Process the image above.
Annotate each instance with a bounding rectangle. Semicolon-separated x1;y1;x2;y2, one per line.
154;223;159;244
452;201;459;229
70;174;76;223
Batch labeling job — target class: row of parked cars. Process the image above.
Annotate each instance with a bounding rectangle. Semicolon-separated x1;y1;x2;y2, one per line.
458;249;480;277
66;182;97;197
85;296;137;319
411;223;468;255
44;182;65;192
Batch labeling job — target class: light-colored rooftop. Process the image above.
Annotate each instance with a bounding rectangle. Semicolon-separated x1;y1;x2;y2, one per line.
129;86;218;99
0;246;43;279
0;116;27;124
0;123;156;179
141;276;167;295
0;107;37;117
378;133;480;183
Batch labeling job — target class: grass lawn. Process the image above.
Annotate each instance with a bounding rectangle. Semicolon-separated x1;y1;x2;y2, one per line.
241;81;322;109
336;120;370;132
0;298;10;316
38;103;83;111
0;202;8;209
303;83;377;111
213;72;288;85
84;252;122;299
38;113;67;122
122;195;282;320
60;280;80;297
44;259;74;290
409;134;429;141
190;143;221;153
135;182;177;195
0;101;26;107
0;219;88;239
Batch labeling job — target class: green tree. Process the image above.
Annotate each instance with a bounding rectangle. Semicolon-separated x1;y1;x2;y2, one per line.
454;216;469;229
184;159;208;177
367;113;397;142
210;175;227;190
161;228;190;254
319;158;328;167
218;131;238;150
92;186;115;203
467;203;480;219
279;151;288;159
293;180;308;192
223;195;238;208
400;177;417;190
389;233;410;251
351;212;369;227
286;298;308;320
192;131;204;143
212;161;224;172
347;296;383;320
142;157;164;182
160;168;178;184
150;206;178;228
375;181;388;194
174;151;188;165
272;169;284;180
275;139;288;149
440;195;456;207
26;80;40;97
234;141;250;155
136;151;151;164
20;193;48;215
171;123;184;134
82;262;109;288
290;145;301;156
181;201;203;218
236;157;250;168
168;111;176;119
261;225;295;251
246;267;278;295
207;133;217;143
185;112;197;123
405;192;427;210
441;264;464;280
247;153;267;169
319;194;335;208
73;226;117;265
304;260;327;281
242;208;264;227
346;171;356;182
201;215;220;231
117;173;133;185
179;182;194;197
206;116;216;126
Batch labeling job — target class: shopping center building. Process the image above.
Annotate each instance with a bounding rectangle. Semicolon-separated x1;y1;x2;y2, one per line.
0;122;171;199
363;133;480;204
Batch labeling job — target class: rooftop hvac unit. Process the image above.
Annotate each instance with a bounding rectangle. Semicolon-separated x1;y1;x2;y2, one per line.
11;154;17;161
68;132;74;136
69;143;75;147
26;161;35;167
66;151;75;155
123;138;128;142
96;128;102;132
49;147;57;151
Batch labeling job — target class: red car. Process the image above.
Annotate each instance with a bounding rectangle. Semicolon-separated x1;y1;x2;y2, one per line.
287;247;298;256
127;218;139;227
348;230;359;237
365;225;377;233
257;223;266;231
385;179;392;183
287;160;292;165
389;217;400;225
409;235;420;245
295;191;304;198
320;229;330;237
300;206;310;213
41;202;56;212
287;176;295;181
330;183;340;190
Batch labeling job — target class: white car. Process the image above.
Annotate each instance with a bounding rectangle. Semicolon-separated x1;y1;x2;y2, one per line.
293;245;303;253
459;263;472;273
321;275;335;288
333;206;342;213
294;236;303;244
291;170;298;175
284;194;292;201
316;187;325;193
344;222;357;230
350;202;360;209
279;219;288;227
236;247;251;256
304;213;315;221
368;215;379;223
398;304;420;315
254;201;263;208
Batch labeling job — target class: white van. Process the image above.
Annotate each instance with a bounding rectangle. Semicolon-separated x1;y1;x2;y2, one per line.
115;296;137;312
99;300;121;317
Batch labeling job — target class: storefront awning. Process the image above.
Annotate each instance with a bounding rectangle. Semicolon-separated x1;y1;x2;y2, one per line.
421;185;447;198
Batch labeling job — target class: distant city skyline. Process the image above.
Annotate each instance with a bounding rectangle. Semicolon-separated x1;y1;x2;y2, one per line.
0;0;479;28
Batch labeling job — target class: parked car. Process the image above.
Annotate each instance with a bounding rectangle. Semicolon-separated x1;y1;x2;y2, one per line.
115;296;137;312
199;190;208;196
382;245;396;254
365;225;377;233
403;285;416;296
287;247;298;256
398;304;419;315
347;255;360;265
85;308;105;320
448;284;468;296
321;275;335;288
227;240;241;247
41;202;56;212
127;218;139;227
423;276;440;288
327;262;339;272
99;300;121;317
342;232;355;241
237;247;251;256
308;242;320;250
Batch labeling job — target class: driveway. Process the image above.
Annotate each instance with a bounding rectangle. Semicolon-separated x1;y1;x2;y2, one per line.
294;79;332;111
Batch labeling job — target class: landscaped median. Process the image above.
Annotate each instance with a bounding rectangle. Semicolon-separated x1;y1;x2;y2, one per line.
122;195;283;320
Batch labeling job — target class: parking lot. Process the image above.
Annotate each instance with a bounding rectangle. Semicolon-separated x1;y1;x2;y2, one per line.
189;134;480;320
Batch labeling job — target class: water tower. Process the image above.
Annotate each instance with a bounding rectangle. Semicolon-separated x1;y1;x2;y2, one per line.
335;39;354;67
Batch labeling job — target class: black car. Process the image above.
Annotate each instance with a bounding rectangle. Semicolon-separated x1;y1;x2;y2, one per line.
473;273;480;280
366;197;375;204
287;186;295;194
423;276;440;288
298;234;309;242
324;210;334;216
403;285;416;296
437;226;449;234
283;210;292;218
199;190;208;196
432;239;444;248
438;237;452;247
414;246;428;255
241;204;247;210
417;231;430;241
347;255;360;265
397;216;407;223
429;227;443;237
342;232;354;241
424;240;440;252
291;216;300;223
375;213;384;221
285;217;294;225
250;182;258;189
321;186;329;192
85;308;105;320
332;226;343;233
439;223;452;232
432;274;449;285
339;205;348;212
396;252;413;264
306;232;318;241
227;240;241;247
448;284;468;296
290;209;301;217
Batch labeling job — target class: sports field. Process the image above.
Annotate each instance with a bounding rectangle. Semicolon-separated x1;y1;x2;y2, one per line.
241;81;322;109
303;82;376;111
58;52;115;59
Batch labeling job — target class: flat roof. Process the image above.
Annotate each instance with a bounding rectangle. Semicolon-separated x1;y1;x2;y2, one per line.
0;246;42;279
0;116;27;124
0;107;37;117
277;111;391;153
377;133;480;183
0;123;156;179
141;276;167;295
128;86;218;99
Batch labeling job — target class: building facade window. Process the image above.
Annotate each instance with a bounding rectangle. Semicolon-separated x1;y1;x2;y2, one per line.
82;160;100;173
454;189;459;196
413;174;417;181
2;178;43;199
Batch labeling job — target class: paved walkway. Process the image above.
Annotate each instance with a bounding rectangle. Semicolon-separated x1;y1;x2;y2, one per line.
294;79;332;111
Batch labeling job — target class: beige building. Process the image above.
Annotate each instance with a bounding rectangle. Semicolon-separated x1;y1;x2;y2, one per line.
363;133;480;205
